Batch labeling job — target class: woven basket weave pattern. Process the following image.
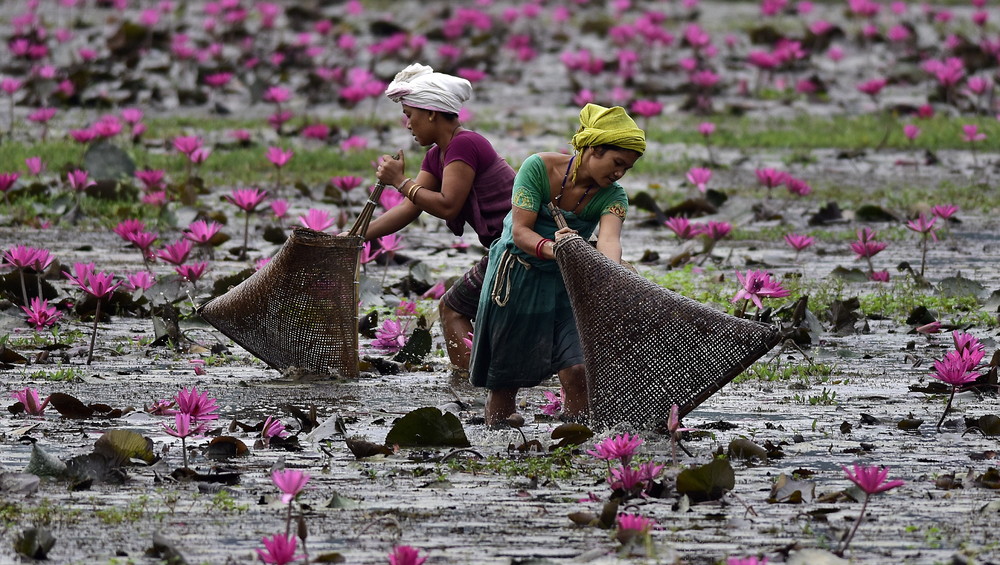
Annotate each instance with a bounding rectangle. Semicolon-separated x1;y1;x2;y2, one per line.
199;228;362;378
553;234;780;427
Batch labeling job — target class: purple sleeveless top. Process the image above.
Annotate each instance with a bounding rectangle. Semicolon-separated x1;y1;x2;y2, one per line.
421;130;515;247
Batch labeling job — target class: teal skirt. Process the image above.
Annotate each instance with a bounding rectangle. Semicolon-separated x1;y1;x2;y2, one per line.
469;242;583;390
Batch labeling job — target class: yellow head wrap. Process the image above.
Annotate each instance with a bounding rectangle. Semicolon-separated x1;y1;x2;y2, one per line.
570;103;646;155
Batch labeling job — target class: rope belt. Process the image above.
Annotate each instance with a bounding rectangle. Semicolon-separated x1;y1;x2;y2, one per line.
489;250;531;307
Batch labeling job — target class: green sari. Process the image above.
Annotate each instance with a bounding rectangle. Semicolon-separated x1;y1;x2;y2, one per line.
469;154;629;390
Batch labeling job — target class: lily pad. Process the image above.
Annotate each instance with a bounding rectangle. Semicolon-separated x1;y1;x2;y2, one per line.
94;429;156;465
385;407;471;448
550;423;594;449
393;324;432;364
936;275;987;300
676;457;735;502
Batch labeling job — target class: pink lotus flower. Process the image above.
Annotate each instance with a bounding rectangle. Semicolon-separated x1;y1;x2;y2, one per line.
66;169;95;192
113;219;147;240
163;412;205;439
226;188;268;212
915;321;942;335
783;233;814;257
903;124;920;141
727;557;768;565
265;146;293;168
784;176;811;196
360;241;382;265
27;107;56;124
1;77;22;95
931;204;958;220
257;533;304;565
731;269;789;310
21;297;62;331
184;220;222;245
372;319;407;351
331;175;364;192
906;214;938;240
380;189;405;210
203;72;233;88
754;168;786;190
0;172;18;202
68;269;121;299
272;468;310;504
175;386;219;422
850;228;887;260
962;124;986;143
270;199;289;219
11;387;50;416
616;512;656;536
25;157;43;176
157;240;193;266
388;545;427;565
124;271;156;292
121;108;143;125
587;433;643;464
540;389;564;416
298;208;335;231
263;86;291;104
421;280;447;300
340;135;368;152
869;270;890;282
664;216;703;240
686;167;712;192
838;464;904;554
172;135;202;156
261;416;289;442
703;220;732;241
175;262;208;284
135;169;166;190
630;99;663;119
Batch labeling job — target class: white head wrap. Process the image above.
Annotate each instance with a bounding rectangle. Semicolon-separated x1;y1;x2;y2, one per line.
384;63;472;115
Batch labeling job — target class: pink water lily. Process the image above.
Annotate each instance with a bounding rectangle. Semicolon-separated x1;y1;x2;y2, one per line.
156;239;193;266
839;464;904;554
0;172;18;204
21;297;62;331
11;387;50;416
754;168;786;192
124;271;156;292
66;169;95;192
265;146;293;168
175;262;208;284
372;318;407;351
587;433;643;464
174;386;219;422
298;208;335;231
272;468;310;504
664;216;703;240
388;545;427;565
184;220;222;245
261;416;289;444
731;269;789;311
257;533;304;565
331;175;364;192
25;157;43;176
686;167;712;192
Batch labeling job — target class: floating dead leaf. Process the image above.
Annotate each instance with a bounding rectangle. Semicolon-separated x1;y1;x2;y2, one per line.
205;436;250;460
345;436;392;459
935;472;963;490
285;404;320;433
14;527;56;559
550;422;594;449
0;343;28;367
47;392;95;419
170;467;240;484
324;491;360;509
0;472;40;495
854;204;900;223
95;429;155;465
312;552;346;563
24;443;67;479
727;438;768;461
970;450;998;461
393;323;432;364
768;473;815;503
937;275;988;300
973;467;1000;489
676;458;735;502
568;511;599;527
808;201;843;225
975;415;1000;436
384;407;470;448
897;414;924;430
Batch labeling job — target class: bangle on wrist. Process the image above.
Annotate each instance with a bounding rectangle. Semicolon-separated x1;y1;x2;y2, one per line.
534;238;552;259
397;177;412;190
407;184;423;200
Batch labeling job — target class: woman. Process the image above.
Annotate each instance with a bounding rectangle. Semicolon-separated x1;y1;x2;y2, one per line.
368;63;515;375
469;103;645;427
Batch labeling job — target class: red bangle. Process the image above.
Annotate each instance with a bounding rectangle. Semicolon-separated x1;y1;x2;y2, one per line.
534;238;552;259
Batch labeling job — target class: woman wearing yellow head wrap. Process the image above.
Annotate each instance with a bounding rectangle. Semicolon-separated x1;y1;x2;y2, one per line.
469;103;645;427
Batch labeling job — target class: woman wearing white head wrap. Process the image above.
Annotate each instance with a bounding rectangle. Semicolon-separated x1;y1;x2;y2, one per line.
384;63;473;116
366;63;514;379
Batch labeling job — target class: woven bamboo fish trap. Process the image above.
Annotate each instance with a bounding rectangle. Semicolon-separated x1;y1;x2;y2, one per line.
198;178;391;379
551;231;781;428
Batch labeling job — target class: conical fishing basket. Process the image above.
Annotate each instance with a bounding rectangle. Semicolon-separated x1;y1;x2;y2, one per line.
552;234;781;428
198;227;363;378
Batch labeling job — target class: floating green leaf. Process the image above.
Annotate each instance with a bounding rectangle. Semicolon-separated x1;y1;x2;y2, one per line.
95;429;155;465
676;458;735;502
385;407;470;448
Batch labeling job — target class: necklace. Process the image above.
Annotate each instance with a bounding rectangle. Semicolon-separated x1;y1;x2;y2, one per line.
553;155;595;213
